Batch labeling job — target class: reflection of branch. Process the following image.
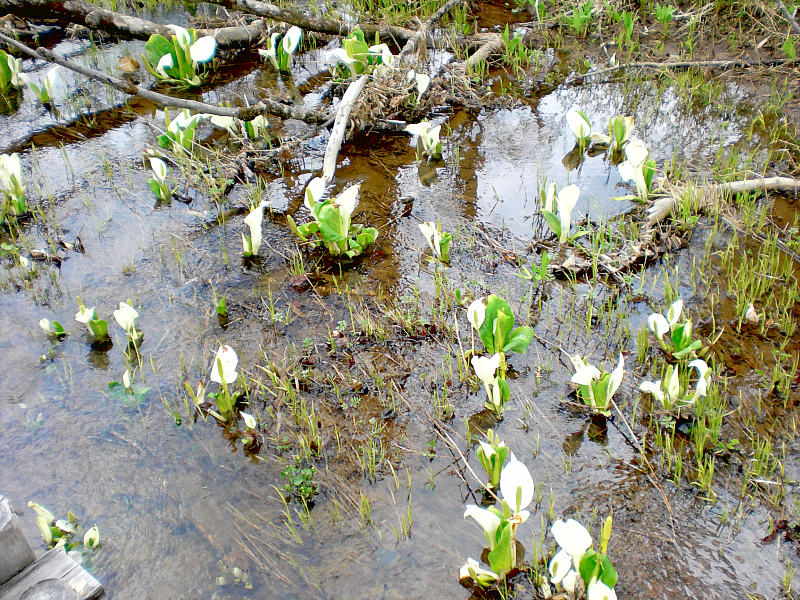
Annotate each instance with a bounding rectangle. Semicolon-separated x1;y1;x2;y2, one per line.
0;32;328;123
564;57;798;85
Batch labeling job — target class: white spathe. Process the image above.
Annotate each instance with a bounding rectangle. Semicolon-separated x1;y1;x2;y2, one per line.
325;48;357;75
562;569;578;593
113;302;138;333
282;26;303;55
551;518;593;565
549;548;572;584
150;157;168;182
190;36;217;64
566;108;591;141
166;24;191;47
84;524;100;548
0;152;23;194
418;221;442;258
587;580;617;600
467;297;486;330
648;313;669;339
156;53;174;78
368;43;393;66
555;184;580;242
210;345;238;385
415;73;431;96
243;202;268;255
690;359;710;397
28;502;54;524
304;177;326;215
74;305;96;324
618;139;650;198
459;558;499;583
471;353;501;406
463;504;501;540
500;453;534;515
240;411;257;429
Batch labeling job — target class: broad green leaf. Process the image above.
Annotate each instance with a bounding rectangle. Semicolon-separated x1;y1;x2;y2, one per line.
542;209;562;240
643;158;656;191
578;549;600;587
597;554;618;589
498;377;510;402
0;55;11;90
88;319;108;340
487;523;513;575
144;35;175;68
478;295;512;353
157;134;172;149
493;310;512;355
148;179;162;196
317;204;347;243
502;326;533;354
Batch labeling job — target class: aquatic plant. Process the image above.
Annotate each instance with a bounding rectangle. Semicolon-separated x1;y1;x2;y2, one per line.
209;344;238;416
243;201;268;257
28;501;101;561
648;299;703;359
618;140;655;199
639;359;710;411
259;26;302;71
27;66;58;104
39;318;67;338
405;122;442;159
240;411;257;430
477;429;509;489
471;353;509;416
0;50;27;91
591;115;634;157
566;108;591;150
157;109;205;156
281;455;318;503
406;69;431;98
461;454;534;586
418;220;452;262
549;517;617;599
287;177;378;257
0;152;26;217
113;301;141;344
570;353;624;416
142;25;217;87
75;297;109;342
210;114;269;140
467;294;534;356
541;182;581;243
148;157;170;201
324;28;393;77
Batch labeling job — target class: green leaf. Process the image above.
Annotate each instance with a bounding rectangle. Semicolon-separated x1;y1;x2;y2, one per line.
144;34;175;69
643;159;656;191
598;554;618;589
502;326;533;354
478;295;512;353
542;209;562;240
578;549;600;587
487;523;514;575
0;54;11;90
148;179;162;197
157;134;172;149
87;319;108;341
493;311;512;355
317;204;347;243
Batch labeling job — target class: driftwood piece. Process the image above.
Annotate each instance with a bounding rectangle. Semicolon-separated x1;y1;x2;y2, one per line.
185;0;417;43
0;549;102;600
396;0;462;63
0;32;328;122
323;75;368;184
0;497;35;586
0;0;265;48
451;33;505;74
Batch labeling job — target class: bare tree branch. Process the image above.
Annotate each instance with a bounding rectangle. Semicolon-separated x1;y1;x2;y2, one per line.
0;31;328;122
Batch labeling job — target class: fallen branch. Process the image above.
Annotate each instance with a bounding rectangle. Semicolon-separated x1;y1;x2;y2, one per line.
777;0;800;35
564;57;799;85
0;31;328;122
185;0;417;43
322;75;368;183
0;0;265;48
396;0;462;63
451;33;505;74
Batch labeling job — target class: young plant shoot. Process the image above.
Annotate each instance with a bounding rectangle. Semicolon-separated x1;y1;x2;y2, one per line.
148;157;170;201
405;122;442;159
570;353;625;416
648;299;703;359
27;66;58;104
210;345;238;418
477;429;509;489
75;298;109;342
0;152;26;217
113;301;141;344
259;26;303;71
541;182;581;243
243;202;268;257
418;220;452;262
0;50;27;91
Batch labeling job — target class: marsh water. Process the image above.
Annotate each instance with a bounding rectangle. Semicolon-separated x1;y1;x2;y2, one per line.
1;10;799;600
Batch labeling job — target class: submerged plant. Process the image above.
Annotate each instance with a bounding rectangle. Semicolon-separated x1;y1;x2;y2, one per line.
28;501;101;562
27;66;58;104
418;220;452;262
541;182;581;243
570;353;625;416
75;297;109;342
405;122;442;159
287;177;378;257
148;157;170;201
461;454;534;585
259;26;303;71
0;152;26;216
0;50;27;91
142;25;217;87
242;201;268;257
281;455;318;503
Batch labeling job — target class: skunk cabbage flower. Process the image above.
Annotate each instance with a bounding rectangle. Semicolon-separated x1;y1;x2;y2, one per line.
259;32;282;70
6;54;27;86
113;302;138;334
166;24;191;46
551;518;592;569
500;453;533;517
282;26;303;55
459;557;499;586
562;569;578;593
325;48;358;75
189;35;217;64
463;505;501;550
246;115;268;139
471;353;502;408
418;221;442;258
639;363;680;407
404;121;441;157
243;202;268;256
368;43;394;66
123;369;132;391
549;548;572;584
210;345;238;385
36;516;52;544
240;411;257;429
28;501;54;524
407;70;430;96
618;140;650;198
689;359;710;399
75;304;97;325
150;157;168;182
588;580;617;600
156;53;174;78
0;152;24;197
648;299;683;340
304;176;326;216
467;297;486;330
84;524;100;548
566;108;591;146
210;115;239;136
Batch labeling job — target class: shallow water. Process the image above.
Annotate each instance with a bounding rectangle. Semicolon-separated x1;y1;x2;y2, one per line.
1;23;799;600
